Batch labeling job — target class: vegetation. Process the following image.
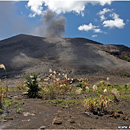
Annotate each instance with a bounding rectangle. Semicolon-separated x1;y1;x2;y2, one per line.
0;64;8;109
1;65;130;121
124;56;130;62
83;95;112;112
121;72;130;77
48;98;81;108
23;70;130;111
25;73;41;98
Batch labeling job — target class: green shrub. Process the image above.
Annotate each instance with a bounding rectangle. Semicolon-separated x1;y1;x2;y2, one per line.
124;84;128;90
83;95;111;112
25;73;40;98
76;82;86;91
121;72;130;77
112;84;122;91
124;56;130;62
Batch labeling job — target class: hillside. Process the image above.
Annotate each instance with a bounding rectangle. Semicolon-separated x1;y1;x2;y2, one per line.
0;34;130;77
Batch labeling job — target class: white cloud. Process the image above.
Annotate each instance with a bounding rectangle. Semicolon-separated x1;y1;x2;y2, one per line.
78;23;96;31
98;0;112;6
103;12;125;29
109;12;119;19
92;34;98;38
103;18;125;29
94;28;102;33
44;1;87;16
98;8;113;15
27;0;113;17
98;8;113;21
78;23;102;33
100;15;106;21
27;0;44;17
97;8;125;29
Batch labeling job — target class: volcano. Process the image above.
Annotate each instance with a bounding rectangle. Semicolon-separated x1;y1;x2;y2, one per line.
0;34;130;77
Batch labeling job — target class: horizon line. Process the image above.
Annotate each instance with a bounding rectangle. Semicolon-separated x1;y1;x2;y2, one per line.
1;0;130;1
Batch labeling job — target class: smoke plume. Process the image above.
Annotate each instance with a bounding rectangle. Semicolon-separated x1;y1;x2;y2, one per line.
42;10;66;38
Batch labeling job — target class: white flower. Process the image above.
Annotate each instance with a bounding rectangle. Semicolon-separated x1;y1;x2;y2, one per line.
49;68;52;73
49;74;53;77
64;74;67;79
56;78;60;81
60;85;63;88
37;78;41;81
111;88;119;95
104;89;107;93
0;64;6;70
30;75;34;79
53;71;56;75
93;85;98;91
85;86;89;91
32;79;35;82
107;77;110;81
76;88;82;94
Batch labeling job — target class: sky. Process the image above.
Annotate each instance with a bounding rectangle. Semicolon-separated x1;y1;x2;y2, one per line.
0;0;130;47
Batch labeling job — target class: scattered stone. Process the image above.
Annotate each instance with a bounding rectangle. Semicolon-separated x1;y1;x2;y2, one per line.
93;111;98;115
84;111;91;116
106;114;113;117
123;116;129;121
98;113;103;117
39;126;47;130
113;112;120;118
95;117;98;119
0;120;7;122
22;119;30;122
53;119;62;125
70;120;75;123
4;117;13;120
23;112;35;117
118;111;123;114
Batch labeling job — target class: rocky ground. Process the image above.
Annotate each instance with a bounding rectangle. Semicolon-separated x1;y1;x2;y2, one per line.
0;75;130;129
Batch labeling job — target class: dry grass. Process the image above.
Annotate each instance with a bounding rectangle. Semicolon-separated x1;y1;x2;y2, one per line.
0;64;8;109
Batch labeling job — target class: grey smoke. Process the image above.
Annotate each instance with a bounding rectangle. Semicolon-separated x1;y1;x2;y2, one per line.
0;2;66;40
42;10;66;38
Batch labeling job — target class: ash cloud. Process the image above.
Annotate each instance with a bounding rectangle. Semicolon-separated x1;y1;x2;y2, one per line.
42;10;66;38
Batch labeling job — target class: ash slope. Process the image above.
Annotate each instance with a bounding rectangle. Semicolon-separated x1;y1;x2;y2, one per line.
0;34;130;77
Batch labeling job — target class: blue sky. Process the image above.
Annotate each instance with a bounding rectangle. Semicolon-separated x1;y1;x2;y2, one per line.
0;0;130;47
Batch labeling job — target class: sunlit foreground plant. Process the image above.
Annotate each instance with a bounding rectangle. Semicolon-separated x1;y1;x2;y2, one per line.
83;95;112;113
25;73;41;98
0;64;8;109
39;69;89;99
